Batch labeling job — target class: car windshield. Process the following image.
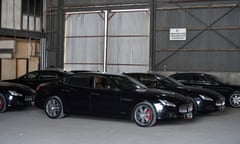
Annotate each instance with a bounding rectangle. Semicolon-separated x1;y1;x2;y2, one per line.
111;75;147;90
206;74;222;83
159;76;184;87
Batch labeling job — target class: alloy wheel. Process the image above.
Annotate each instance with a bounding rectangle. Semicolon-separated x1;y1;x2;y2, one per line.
45;98;62;118
229;93;240;108
133;102;156;127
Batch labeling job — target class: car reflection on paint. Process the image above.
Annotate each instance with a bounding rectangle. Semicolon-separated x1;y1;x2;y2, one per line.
170;73;240;108
0;82;35;113
35;72;193;127
5;70;72;90
124;73;225;114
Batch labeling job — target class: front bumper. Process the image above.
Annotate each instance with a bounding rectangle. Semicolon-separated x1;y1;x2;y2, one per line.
7;95;34;107
154;103;193;120
196;98;225;112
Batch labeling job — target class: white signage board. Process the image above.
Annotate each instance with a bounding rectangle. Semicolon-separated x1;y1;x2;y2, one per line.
169;28;186;40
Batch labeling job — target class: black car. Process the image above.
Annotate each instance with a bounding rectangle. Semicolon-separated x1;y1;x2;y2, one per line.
170;73;240;108
0;82;35;112
35;72;193;127
124;73;225;114
5;70;72;90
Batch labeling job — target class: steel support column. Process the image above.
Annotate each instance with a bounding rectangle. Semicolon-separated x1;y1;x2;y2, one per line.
56;0;64;68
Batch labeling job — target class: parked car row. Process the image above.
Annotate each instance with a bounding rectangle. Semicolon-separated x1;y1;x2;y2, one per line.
1;70;239;127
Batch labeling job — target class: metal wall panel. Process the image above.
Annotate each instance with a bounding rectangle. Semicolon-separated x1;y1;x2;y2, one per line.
107;10;150;72
64;0;149;6
1;0;21;30
63;10;150;72
154;1;240;72
64;12;105;71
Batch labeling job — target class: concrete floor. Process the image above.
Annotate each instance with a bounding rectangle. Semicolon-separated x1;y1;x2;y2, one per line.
0;106;239;144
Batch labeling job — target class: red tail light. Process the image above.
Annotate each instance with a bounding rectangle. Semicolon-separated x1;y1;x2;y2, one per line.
36;85;41;91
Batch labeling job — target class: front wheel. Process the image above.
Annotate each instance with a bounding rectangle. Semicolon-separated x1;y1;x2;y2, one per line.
229;91;240;108
132;102;157;127
45;96;65;118
0;94;7;113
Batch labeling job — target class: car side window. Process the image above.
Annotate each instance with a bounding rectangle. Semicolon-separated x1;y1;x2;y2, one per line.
39;72;58;79
176;76;194;84
68;76;91;88
139;75;158;88
94;76;116;90
21;72;39;79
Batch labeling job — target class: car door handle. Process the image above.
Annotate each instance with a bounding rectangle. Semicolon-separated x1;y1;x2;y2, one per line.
91;92;100;96
62;89;70;92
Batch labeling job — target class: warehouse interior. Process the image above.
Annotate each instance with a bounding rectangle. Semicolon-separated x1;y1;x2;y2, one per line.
0;0;240;144
0;0;240;83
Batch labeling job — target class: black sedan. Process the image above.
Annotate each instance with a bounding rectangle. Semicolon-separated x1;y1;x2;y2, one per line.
124;73;225;114
35;72;193;127
170;73;240;108
5;70;72;90
0;82;35;112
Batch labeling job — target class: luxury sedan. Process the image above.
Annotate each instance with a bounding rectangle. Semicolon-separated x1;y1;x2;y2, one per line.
5;70;72;90
170;73;240;108
124;73;225;114
0;82;35;112
35;72;193;127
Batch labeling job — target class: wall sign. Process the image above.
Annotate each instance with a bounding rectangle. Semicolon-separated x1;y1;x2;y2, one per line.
169;28;186;40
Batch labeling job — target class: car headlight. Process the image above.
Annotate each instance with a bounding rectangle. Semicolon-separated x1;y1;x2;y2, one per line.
8;90;23;97
199;94;213;101
159;100;176;107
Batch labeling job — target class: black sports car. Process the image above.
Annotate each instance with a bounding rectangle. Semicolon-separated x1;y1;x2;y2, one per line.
5;70;72;90
0;82;35;112
35;72;193;127
124;73;225;114
170;73;240;108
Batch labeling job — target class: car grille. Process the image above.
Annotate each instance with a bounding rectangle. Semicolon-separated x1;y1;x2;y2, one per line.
25;95;34;102
216;100;225;107
179;103;193;113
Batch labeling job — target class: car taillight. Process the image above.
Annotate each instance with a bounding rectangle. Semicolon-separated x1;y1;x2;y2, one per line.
36;85;41;91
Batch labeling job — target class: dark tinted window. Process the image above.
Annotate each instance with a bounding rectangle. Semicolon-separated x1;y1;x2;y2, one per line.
138;75;158;88
68;76;91;88
39;73;58;79
94;76;116;90
21;72;39;79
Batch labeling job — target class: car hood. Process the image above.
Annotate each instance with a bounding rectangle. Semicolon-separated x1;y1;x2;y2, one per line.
221;83;240;90
136;88;192;105
175;85;224;100
0;81;35;95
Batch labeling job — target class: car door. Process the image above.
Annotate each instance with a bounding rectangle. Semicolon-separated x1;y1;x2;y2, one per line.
90;76;132;116
62;75;92;114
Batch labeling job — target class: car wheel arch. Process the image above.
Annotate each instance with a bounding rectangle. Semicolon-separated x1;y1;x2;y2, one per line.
0;93;7;113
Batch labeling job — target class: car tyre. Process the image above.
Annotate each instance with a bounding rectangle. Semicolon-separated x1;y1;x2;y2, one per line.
45;96;65;118
229;91;240;108
132;102;157;127
0;94;7;113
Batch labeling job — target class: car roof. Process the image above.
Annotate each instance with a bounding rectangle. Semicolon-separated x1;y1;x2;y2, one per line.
171;72;208;77
72;72;127;77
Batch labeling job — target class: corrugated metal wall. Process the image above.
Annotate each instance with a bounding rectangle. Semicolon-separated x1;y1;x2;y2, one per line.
46;0;240;73
64;10;150;72
154;0;240;72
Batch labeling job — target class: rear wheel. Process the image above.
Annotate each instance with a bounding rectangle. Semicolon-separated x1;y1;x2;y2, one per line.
132;102;157;127
0;94;7;113
45;96;65;118
229;91;240;108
